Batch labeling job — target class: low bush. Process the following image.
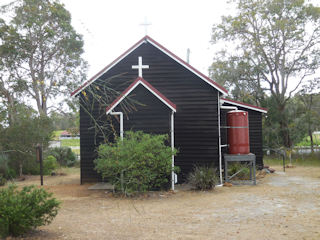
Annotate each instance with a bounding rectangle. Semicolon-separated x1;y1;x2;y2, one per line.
0;154;16;180
0;185;60;237
228;163;250;180
0;154;9;177
0;174;6;186
43;155;59;175
46;147;76;167
23;158;41;175
23;155;58;175
6;167;17;179
94;131;178;196
188;165;218;190
0;114;53;178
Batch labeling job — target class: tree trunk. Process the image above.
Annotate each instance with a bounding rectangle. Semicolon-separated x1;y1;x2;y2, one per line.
40;99;47;116
36;95;48;116
280;121;292;148
19;162;23;177
309;128;314;153
278;104;292;148
7;94;16;126
1;88;17;126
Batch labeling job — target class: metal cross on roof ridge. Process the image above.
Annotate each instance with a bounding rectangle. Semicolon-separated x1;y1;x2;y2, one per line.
132;56;149;77
140;17;152;35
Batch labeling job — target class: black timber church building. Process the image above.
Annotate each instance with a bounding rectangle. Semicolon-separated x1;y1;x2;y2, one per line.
71;36;267;184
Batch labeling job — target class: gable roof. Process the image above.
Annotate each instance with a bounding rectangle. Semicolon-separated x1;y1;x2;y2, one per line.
106;77;176;114
221;98;268;113
71;35;228;97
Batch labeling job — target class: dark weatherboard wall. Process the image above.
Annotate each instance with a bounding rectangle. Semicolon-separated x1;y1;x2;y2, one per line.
79;41;221;183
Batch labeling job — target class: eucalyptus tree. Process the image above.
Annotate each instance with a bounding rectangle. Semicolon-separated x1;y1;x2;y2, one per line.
0;0;87;116
0;18;25;125
211;0;320;147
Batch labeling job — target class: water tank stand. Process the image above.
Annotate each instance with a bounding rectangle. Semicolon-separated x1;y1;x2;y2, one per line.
224;153;256;185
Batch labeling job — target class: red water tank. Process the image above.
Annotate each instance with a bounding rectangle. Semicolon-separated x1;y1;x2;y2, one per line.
227;110;250;154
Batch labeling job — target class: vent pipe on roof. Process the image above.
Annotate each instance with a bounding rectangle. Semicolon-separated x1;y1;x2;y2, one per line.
186;48;190;64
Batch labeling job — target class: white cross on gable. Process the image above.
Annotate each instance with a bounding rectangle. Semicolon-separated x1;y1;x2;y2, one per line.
132;56;149;77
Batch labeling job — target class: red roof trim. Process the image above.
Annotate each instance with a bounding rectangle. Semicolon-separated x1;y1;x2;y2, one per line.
71;36;147;96
221;98;268;113
60;131;71;135
71;35;228;96
106;77;176;114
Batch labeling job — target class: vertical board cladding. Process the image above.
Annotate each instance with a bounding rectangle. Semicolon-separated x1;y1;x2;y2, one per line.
220;104;264;168
79;96;100;183
79;41;220;183
114;84;171;134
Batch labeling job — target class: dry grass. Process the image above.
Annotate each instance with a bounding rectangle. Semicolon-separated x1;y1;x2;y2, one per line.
5;166;320;240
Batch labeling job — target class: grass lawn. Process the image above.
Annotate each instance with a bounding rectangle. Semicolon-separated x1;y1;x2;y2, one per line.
60;139;80;147
58;167;80;175
72;148;80;155
50;132;80;155
52;130;64;140
264;153;320;167
296;134;320;147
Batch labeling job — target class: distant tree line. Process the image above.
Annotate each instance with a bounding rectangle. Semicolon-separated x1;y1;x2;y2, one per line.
0;0;85;175
210;0;320;150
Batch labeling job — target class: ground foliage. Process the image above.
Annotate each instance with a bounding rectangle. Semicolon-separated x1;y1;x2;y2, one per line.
46;147;76;167
95;131;178;196
0;174;6;186
188;165;218;190
0;153;16;184
227;163;251;180
0;109;53;176
0;184;60;237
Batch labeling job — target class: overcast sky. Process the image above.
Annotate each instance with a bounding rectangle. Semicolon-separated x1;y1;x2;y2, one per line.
61;0;233;78
2;0;318;94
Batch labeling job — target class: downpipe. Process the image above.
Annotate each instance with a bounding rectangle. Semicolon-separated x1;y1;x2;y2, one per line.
109;111;123;140
171;111;175;191
217;95;223;186
217;99;237;187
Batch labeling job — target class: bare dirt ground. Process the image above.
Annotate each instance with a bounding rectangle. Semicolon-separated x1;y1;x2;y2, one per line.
7;166;320;240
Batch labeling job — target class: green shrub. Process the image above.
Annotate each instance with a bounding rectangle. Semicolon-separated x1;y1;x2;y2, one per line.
0;185;60;237
43;155;58;175
0;174;6;186
23;156;58;175
94;131;178;196
228;163;250;180
46;147;76;167
23;158;41;175
0;154;16;180
6;167;17;179
0;154;9;176
188;165;218;190
0;114;53;177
